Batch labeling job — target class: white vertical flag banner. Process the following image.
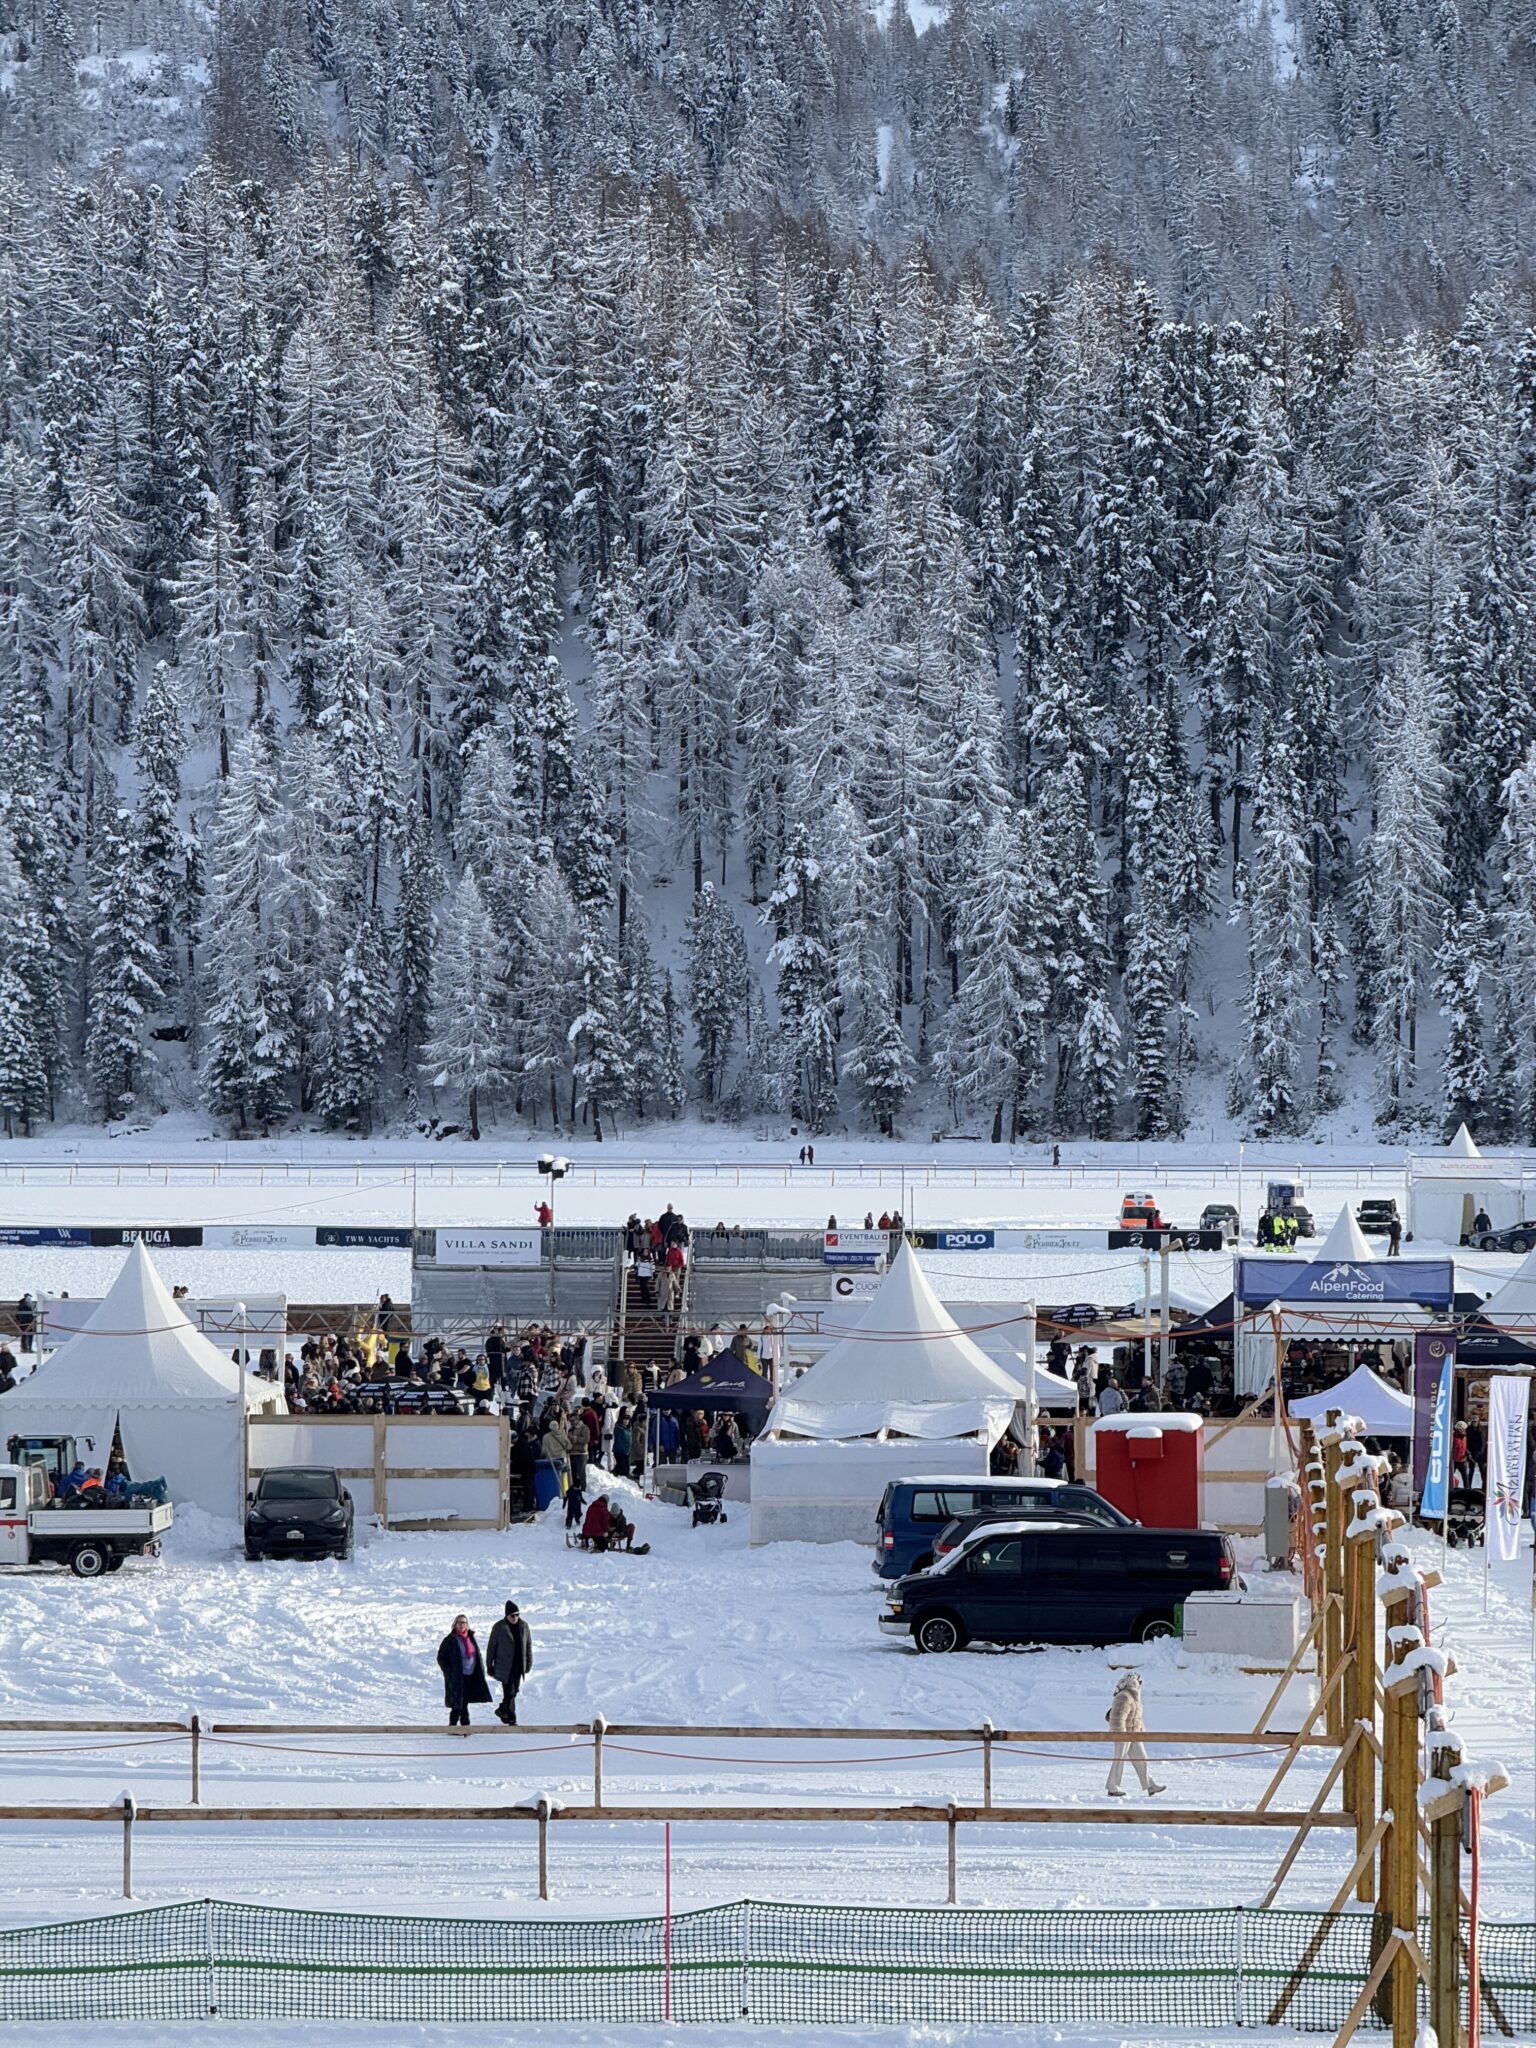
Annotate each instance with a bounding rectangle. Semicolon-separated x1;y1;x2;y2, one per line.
1486;1375;1531;1564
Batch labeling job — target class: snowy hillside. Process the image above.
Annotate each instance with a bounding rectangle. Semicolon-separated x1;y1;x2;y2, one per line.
0;0;1533;1153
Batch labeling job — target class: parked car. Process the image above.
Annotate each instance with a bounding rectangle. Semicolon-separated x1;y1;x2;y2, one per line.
1468;1221;1536;1253
879;1522;1237;1653
931;1489;1132;1563
1198;1203;1240;1244
245;1466;354;1560
875;1475;1119;1579
1356;1198;1400;1236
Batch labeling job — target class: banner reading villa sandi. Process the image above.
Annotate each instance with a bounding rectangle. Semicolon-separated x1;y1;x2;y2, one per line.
1486;1374;1531;1564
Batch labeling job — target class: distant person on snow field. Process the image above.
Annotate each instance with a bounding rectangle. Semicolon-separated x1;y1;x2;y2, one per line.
487;1601;533;1725
1105;1672;1164;1798
437;1614;491;1729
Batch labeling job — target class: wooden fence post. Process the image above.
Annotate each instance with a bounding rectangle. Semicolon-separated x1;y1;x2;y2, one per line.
537;1796;550;1901
592;1716;606;1811
1426;1717;1464;2048
946;1801;958;1906
120;1794;135;1899
1379;1589;1421;2048
1319;1420;1351;1745
190;1712;201;1807
981;1721;993;1811
1342;1473;1380;1900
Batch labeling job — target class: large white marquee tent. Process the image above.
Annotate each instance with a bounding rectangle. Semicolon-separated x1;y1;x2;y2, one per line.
751;1242;1022;1544
0;1241;283;1519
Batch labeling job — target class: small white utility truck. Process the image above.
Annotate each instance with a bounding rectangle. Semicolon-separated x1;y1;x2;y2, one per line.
0;1459;173;1577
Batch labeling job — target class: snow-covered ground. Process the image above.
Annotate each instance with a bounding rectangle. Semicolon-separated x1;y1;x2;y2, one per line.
1;1484;1530;1929
0;1128;1518;1310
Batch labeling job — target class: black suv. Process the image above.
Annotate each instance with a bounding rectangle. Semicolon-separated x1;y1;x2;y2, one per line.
1356;1198;1400;1235
880;1523;1234;1652
245;1467;355;1560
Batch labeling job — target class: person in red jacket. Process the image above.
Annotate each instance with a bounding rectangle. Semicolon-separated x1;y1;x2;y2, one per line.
582;1495;613;1550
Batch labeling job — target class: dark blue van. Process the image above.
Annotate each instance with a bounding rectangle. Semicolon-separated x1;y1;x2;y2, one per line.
873;1475;1130;1579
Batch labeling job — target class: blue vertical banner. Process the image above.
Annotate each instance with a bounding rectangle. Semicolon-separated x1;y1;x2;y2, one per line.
1419;1350;1455;1520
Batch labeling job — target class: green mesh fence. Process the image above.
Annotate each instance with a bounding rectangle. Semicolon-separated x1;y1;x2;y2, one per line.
0;1900;1530;2030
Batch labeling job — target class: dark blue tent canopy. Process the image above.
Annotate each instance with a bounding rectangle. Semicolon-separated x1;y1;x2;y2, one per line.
648;1355;773;1413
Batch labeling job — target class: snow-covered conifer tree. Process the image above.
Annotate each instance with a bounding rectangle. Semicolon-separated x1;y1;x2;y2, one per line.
421;871;508;1140
85;808;163;1121
685;883;749;1109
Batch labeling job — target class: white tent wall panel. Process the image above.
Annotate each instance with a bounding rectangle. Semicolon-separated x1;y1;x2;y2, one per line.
749;1433;994;1546
247;1413;508;1529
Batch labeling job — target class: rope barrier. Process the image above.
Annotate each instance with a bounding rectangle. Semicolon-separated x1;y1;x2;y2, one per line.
204;1735;587;1760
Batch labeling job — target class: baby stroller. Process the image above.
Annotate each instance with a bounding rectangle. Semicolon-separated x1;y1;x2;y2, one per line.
1443;1486;1485;1548
688;1471;728;1527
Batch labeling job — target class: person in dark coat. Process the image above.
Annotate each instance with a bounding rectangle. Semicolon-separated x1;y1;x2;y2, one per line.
486;1601;533;1724
436;1615;491;1728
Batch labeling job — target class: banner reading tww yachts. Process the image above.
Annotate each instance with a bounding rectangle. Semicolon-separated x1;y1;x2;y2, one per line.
1486;1374;1531;1563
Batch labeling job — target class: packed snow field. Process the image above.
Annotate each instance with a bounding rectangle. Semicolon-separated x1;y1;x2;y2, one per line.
2;1489;1531;1929
0;1130;1521;1307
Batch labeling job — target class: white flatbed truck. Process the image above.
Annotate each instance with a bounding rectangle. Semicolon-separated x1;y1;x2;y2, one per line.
0;1461;173;1576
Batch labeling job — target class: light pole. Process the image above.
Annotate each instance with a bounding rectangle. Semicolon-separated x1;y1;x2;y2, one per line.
537;1155;570;1320
235;1301;247;1373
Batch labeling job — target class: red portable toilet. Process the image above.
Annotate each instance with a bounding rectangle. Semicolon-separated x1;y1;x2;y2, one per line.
1091;1413;1204;1526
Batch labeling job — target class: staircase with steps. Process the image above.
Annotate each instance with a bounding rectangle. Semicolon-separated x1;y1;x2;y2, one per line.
611;1264;679;1389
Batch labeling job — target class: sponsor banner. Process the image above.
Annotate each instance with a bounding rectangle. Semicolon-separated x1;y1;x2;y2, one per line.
998;1228;1111;1251
830;1272;883;1301
435;1227;543;1268
1235;1255;1454;1308
0;1226;95;1247
1487;1374;1532;1562
204;1225;318;1251
905;1228;997;1252
823;1229;888;1268
316;1227;413;1250
88;1226;203;1248
1109;1228;1226;1252
1418;1343;1456;1520
1413;1330;1454;1493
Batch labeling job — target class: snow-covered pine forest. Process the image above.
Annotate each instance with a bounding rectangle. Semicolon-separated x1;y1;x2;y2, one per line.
0;0;1533;1144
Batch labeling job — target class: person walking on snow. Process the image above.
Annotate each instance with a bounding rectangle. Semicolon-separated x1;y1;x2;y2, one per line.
1105;1672;1164;1797
437;1615;491;1729
487;1601;533;1725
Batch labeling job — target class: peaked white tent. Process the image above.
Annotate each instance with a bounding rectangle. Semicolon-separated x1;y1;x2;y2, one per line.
1289;1362;1413;1435
1479;1245;1536;1329
775;1244;1027;1417
753;1244;1021;1545
1314;1205;1378;1265
0;1241;283;1519
1407;1125;1522;1242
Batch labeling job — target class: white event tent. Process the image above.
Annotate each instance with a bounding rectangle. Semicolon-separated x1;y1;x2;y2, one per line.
0;1241;284;1519
751;1242;1022;1544
1407;1123;1524;1242
1289;1363;1414;1436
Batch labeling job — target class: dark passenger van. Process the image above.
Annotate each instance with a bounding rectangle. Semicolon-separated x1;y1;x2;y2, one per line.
873;1476;1130;1579
879;1521;1235;1653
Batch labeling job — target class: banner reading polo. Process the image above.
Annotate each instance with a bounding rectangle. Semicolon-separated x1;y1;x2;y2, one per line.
1486;1373;1531;1563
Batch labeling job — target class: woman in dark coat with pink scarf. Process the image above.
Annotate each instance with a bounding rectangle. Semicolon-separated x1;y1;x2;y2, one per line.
436;1614;492;1727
